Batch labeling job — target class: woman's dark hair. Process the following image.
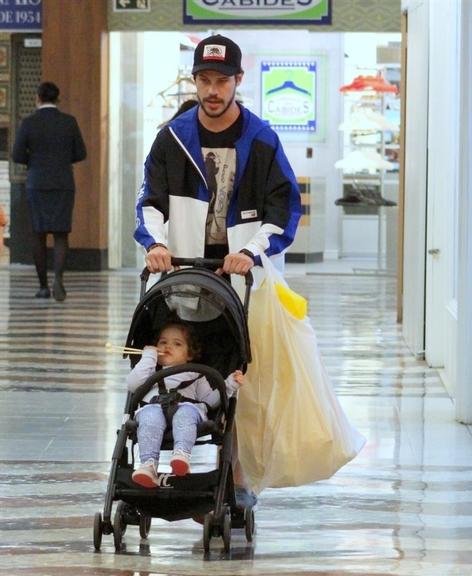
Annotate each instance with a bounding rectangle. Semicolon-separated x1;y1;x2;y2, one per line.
170;99;198;120
156;320;202;361
37;81;60;104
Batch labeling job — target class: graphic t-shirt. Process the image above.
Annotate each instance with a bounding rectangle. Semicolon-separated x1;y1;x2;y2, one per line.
199;114;243;257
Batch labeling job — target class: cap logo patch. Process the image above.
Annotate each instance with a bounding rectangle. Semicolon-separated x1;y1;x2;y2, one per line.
203;44;226;61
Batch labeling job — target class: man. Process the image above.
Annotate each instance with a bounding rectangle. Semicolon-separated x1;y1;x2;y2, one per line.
12;81;87;301
135;34;301;280
134;34;302;505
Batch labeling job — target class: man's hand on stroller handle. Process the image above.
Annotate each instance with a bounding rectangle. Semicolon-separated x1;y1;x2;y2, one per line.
145;245;254;276
216;252;254;276
145;244;173;273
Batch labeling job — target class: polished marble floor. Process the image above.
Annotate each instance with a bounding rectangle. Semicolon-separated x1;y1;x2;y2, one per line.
1;263;472;576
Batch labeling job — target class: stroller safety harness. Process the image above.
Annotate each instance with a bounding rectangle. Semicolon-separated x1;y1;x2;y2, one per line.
148;376;211;423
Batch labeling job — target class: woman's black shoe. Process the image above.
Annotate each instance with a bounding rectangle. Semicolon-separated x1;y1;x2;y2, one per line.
53;279;66;301
35;287;51;298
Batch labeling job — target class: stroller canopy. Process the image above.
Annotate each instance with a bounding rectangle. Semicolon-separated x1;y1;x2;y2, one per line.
125;268;251;376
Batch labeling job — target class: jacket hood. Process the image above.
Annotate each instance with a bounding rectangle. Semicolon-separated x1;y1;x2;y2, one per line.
167;104;272;185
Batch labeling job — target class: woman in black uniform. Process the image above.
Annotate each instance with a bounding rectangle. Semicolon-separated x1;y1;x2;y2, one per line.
12;82;87;301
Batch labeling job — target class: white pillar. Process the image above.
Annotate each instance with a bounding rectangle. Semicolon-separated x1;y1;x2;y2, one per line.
456;0;472;423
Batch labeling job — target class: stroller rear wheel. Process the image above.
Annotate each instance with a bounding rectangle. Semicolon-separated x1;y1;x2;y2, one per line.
93;512;103;551
113;501;127;551
244;507;255;542
139;514;152;539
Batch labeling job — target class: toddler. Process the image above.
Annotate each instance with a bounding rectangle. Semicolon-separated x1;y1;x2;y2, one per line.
127;321;242;487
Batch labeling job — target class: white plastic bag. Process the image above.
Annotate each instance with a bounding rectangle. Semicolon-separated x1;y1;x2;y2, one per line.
236;254;365;493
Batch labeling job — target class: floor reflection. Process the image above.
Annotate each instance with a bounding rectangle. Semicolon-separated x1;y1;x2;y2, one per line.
0;266;471;575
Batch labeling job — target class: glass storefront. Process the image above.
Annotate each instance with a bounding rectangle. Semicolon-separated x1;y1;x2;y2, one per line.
109;30;401;272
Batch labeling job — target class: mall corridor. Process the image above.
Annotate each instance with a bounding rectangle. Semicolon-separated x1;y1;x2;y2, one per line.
1;264;471;576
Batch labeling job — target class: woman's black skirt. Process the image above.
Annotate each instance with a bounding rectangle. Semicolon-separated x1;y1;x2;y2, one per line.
27;188;75;233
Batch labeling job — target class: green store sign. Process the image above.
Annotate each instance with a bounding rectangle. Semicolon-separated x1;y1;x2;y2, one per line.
261;62;317;132
183;0;331;24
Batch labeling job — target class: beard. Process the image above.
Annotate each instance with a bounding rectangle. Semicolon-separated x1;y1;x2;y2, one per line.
198;85;237;119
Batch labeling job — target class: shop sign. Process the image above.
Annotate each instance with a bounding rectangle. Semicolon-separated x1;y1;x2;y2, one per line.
184;0;331;25
113;0;151;12
0;0;41;31
261;62;317;132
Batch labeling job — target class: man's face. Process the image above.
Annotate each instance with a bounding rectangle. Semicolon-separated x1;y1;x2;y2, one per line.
194;70;243;119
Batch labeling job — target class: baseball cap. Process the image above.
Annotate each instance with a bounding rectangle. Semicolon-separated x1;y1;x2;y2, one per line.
192;34;243;76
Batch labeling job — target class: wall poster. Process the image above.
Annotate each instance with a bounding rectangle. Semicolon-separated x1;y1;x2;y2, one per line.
261;61;317;133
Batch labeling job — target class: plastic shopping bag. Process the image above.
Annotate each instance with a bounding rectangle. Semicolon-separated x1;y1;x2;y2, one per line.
236;254;365;493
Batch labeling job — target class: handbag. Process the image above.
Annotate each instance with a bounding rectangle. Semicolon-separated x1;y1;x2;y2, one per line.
236;253;365;493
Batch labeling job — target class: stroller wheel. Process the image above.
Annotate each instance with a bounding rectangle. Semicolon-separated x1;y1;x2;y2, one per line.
222;508;231;553
139;514;152;539
203;512;213;552
244;507;255;542
113;501;127;552
93;512;103;551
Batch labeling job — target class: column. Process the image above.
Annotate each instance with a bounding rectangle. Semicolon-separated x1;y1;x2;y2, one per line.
41;0;108;269
456;0;472;423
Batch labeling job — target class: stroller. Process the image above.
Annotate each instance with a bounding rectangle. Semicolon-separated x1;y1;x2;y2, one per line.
93;258;255;553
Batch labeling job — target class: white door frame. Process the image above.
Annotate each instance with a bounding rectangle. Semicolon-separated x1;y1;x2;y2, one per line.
456;0;472;424
424;2;460;376
401;0;429;357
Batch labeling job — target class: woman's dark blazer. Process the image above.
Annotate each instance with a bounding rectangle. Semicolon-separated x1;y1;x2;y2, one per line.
12;107;87;190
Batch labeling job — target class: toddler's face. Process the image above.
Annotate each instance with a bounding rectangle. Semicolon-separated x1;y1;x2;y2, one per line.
156;326;192;366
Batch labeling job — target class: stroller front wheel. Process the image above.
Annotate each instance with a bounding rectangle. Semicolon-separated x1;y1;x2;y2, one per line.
93;512;103;551
139;514;152;539
222;508;231;553
113;501;127;551
203;512;213;551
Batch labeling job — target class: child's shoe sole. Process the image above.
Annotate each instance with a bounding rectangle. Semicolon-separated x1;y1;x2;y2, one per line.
170;458;190;476
132;469;158;488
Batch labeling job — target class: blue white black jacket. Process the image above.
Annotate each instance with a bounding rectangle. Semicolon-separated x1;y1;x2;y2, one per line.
134;104;301;269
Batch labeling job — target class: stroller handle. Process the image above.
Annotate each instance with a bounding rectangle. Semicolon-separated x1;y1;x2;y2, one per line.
139;257;254;312
140;258;224;284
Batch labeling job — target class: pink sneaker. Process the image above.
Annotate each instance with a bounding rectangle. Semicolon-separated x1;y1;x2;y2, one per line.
170;450;191;476
132;459;159;488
